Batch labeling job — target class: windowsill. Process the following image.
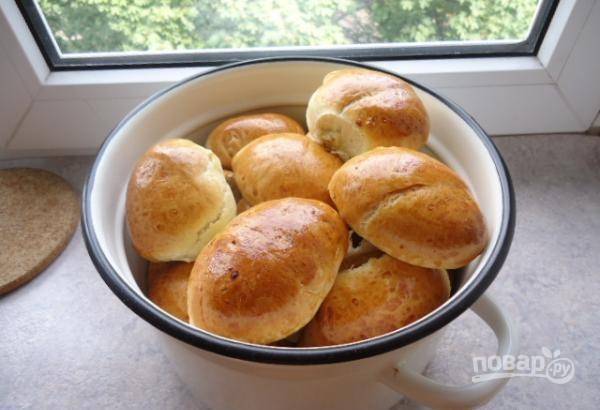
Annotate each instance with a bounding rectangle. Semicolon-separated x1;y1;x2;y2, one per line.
2;133;599;409
38;56;551;100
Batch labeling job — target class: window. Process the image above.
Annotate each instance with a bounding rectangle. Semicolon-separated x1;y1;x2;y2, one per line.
3;0;598;151
18;0;557;70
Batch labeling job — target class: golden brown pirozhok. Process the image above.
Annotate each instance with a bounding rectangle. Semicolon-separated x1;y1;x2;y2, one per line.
188;198;348;344
329;147;487;269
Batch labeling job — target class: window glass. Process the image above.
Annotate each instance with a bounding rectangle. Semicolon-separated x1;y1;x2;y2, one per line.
36;0;542;55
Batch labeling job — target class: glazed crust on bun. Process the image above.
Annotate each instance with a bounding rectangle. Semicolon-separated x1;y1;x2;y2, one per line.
147;262;193;322
126;139;236;262
206;113;304;168
328;147;487;269
187;198;348;344
306;68;429;160
231;133;342;206
300;254;450;346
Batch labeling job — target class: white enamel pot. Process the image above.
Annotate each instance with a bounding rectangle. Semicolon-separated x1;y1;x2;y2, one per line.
82;57;517;410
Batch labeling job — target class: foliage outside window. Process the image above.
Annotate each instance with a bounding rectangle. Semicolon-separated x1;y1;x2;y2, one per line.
37;0;541;55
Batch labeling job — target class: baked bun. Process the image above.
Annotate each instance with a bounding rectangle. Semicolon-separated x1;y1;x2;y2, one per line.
126;139;236;262
147;262;192;322
305;132;319;143
329;147;487;269
300;254;450;346
206;113;304;168
188;198;348;344
232;133;342;206
306;68;429;160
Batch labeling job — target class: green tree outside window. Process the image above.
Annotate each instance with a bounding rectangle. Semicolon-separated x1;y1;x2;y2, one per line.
38;0;540;54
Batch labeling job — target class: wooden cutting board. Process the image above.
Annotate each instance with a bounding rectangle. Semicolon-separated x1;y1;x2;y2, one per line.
0;168;80;295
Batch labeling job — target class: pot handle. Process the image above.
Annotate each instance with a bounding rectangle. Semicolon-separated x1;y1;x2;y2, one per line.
380;294;518;409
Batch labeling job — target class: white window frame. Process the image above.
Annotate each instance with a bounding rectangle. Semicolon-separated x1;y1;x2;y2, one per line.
1;0;599;156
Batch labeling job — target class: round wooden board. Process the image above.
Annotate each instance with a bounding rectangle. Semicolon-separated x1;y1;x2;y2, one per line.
0;168;80;295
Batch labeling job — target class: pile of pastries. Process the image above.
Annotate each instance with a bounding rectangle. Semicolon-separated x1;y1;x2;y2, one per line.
127;68;487;347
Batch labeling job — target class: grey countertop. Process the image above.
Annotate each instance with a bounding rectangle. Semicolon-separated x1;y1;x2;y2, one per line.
1;134;599;410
